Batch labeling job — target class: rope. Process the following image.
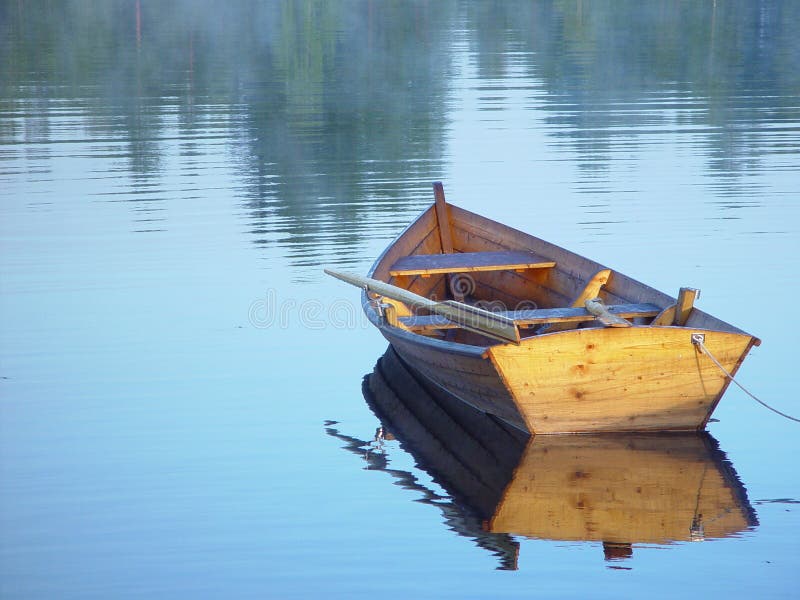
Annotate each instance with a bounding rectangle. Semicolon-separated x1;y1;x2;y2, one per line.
692;334;800;423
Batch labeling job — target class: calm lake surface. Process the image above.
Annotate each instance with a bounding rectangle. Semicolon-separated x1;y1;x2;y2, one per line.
2;2;799;598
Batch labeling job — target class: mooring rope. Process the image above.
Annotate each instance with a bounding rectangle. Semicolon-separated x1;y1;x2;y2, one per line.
691;334;800;423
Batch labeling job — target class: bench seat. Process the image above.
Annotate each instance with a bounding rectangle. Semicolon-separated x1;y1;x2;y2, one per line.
399;303;661;330
389;250;555;277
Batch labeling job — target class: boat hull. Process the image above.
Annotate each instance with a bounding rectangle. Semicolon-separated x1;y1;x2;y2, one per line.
382;326;528;430
488;326;756;433
382;323;755;434
359;196;760;434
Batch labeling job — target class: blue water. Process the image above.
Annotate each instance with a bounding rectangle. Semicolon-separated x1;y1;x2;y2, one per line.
2;2;799;597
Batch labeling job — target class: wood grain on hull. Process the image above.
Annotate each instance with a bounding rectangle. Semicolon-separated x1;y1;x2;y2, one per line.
488;327;756;433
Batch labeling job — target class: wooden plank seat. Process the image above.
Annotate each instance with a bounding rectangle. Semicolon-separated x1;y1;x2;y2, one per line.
389;250;556;277
399;303;661;331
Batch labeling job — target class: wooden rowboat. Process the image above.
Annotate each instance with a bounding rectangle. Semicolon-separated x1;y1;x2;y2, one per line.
328;183;760;434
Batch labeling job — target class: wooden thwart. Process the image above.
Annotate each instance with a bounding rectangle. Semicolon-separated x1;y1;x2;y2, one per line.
389;250;556;277
400;303;660;330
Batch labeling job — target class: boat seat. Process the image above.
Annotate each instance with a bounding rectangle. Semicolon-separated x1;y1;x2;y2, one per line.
398;303;661;330
389;250;556;277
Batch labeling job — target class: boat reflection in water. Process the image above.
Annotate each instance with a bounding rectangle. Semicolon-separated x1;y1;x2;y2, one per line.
327;347;758;569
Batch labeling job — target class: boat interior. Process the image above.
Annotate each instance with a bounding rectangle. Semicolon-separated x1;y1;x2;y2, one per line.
369;183;743;347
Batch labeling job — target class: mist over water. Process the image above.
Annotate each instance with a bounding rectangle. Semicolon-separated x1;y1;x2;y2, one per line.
2;2;799;598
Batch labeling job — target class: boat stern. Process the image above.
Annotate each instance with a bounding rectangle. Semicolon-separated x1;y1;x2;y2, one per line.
487;326;757;434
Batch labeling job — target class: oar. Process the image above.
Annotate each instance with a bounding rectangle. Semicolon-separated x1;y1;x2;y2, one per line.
325;269;520;344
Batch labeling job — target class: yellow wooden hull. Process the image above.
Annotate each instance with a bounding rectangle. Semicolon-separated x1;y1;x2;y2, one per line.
361;188;759;434
488;326;757;433
382;324;755;433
